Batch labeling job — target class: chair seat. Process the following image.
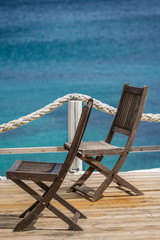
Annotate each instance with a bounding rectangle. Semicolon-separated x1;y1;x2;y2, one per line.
64;141;124;157
6;160;63;182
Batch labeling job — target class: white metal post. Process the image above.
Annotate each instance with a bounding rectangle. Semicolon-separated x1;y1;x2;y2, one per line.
68;100;82;172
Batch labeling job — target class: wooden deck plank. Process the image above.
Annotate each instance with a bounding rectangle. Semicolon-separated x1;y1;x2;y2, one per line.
0;171;160;240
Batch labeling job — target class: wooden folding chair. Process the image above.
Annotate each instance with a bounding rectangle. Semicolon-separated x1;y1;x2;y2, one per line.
64;83;149;202
6;99;93;231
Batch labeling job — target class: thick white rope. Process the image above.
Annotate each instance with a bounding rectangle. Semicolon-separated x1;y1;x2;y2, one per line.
0;93;160;133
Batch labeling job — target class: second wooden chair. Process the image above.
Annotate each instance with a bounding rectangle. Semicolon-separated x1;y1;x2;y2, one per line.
65;83;149;201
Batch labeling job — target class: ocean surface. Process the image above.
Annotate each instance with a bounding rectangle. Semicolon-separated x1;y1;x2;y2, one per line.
0;0;160;176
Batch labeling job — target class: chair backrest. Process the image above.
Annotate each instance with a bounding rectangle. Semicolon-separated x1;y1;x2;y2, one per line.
106;83;148;150
58;99;93;180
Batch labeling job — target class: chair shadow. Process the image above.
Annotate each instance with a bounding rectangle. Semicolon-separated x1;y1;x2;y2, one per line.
115;186;135;196
0;214;80;232
66;184;104;201
0;214;37;231
66;181;136;200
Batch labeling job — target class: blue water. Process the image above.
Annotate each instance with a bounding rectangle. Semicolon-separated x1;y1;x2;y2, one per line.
0;0;160;176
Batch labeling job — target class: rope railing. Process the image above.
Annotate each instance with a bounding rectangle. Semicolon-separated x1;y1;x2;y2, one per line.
0;93;160;134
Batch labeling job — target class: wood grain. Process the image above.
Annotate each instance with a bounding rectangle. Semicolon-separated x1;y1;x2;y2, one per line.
0;171;160;239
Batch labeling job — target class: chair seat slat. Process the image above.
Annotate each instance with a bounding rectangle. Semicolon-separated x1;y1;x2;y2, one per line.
64;141;124;157
6;160;63;181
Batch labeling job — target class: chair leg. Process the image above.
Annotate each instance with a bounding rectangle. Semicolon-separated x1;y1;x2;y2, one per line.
19;191;53;218
68;166;95;192
34;181;87;219
111;153;144;195
14;200;46;231
17;199;83;232
47;203;83;231
19;200;39;218
92;173;114;201
54;194;87;219
12;180;84;231
68;212;81;230
79;154;143;200
114;174;143;195
93;163;143;195
15;196;83;232
92;170;143;202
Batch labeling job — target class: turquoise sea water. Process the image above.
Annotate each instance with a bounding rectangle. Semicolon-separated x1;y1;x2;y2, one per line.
0;0;160;176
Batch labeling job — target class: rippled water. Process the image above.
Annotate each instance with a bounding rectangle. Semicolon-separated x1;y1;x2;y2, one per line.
0;0;160;175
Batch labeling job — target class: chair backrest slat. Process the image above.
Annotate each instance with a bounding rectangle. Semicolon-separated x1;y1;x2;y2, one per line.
114;88;142;133
106;83;148;144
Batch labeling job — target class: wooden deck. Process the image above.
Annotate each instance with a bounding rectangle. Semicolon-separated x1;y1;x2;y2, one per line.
0;171;160;240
